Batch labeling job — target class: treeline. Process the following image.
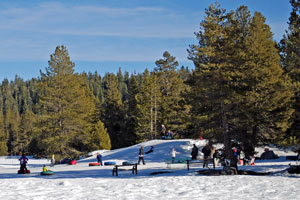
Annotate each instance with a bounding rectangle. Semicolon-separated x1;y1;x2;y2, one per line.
0;47;190;158
0;2;300;162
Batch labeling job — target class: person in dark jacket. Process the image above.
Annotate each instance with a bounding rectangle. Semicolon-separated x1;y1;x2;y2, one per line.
96;153;103;166
191;144;199;160
138;146;145;165
19;153;29;173
202;144;211;168
213;149;221;166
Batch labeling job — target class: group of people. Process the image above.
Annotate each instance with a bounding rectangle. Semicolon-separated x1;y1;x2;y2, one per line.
18;141;257;172
233;147;255;166
176;142;255;168
18;153;57;174
191;143;215;168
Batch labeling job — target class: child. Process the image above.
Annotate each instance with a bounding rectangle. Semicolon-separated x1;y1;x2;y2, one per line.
171;148;177;163
250;155;255;166
42;165;48;172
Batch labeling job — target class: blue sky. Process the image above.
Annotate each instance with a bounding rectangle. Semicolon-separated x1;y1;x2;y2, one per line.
0;0;292;81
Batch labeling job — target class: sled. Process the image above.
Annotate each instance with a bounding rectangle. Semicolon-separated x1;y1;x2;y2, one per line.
89;162;101;166
104;161;116;166
18;170;30;174
69;160;77;165
40;171;54;176
122;161;135;166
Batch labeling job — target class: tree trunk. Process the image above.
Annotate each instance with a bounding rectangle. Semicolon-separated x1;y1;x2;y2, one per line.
221;102;238;169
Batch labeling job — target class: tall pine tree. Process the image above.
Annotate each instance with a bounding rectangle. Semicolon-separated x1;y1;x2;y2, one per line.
35;45;96;158
101;73;126;149
188;4;293;167
136;70;162;141
155;51;188;135
280;0;300;144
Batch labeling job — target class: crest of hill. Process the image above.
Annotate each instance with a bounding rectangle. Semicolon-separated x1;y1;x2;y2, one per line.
80;139;208;164
80;139;298;165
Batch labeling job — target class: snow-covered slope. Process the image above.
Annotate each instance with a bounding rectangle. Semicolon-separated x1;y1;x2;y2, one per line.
0;139;299;200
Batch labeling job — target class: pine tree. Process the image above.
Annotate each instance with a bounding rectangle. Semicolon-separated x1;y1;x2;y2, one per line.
5;108;20;155
35;45;96;157
123;75;139;144
18;109;36;154
88;99;111;150
155;51;188;134
136;70;162;141
117;68;128;102
101;73;126;149
89;120;111;150
280;0;300;144
188;4;293;167
0;109;8;155
87;72;104;104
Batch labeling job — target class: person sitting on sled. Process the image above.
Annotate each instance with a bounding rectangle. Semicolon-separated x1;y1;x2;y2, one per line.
42;165;48;172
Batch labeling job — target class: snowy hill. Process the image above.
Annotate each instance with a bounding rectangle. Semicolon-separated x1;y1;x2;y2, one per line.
0;139;299;200
81;139;208;164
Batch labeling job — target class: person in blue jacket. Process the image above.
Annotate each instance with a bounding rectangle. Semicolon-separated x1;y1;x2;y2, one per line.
96;153;103;166
19;153;29;173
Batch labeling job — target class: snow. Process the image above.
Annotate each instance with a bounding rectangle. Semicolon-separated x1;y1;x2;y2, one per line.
0;139;299;200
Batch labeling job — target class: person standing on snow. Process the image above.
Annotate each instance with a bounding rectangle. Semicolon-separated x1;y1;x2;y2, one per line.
161;124;166;137
171;148;177;163
213;149;221;166
138;146;145;165
191;144;199;160
202;143;212;168
19;153;29;173
96;153;103;166
51;154;55;167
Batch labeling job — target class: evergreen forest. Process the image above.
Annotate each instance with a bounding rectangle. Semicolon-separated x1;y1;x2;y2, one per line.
0;2;300;164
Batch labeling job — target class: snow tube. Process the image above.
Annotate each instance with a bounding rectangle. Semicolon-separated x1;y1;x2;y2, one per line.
18;170;30;174
286;156;298;161
40;171;54;176
69;160;77;165
89;162;100;166
122;162;134;166
104;161;116;166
